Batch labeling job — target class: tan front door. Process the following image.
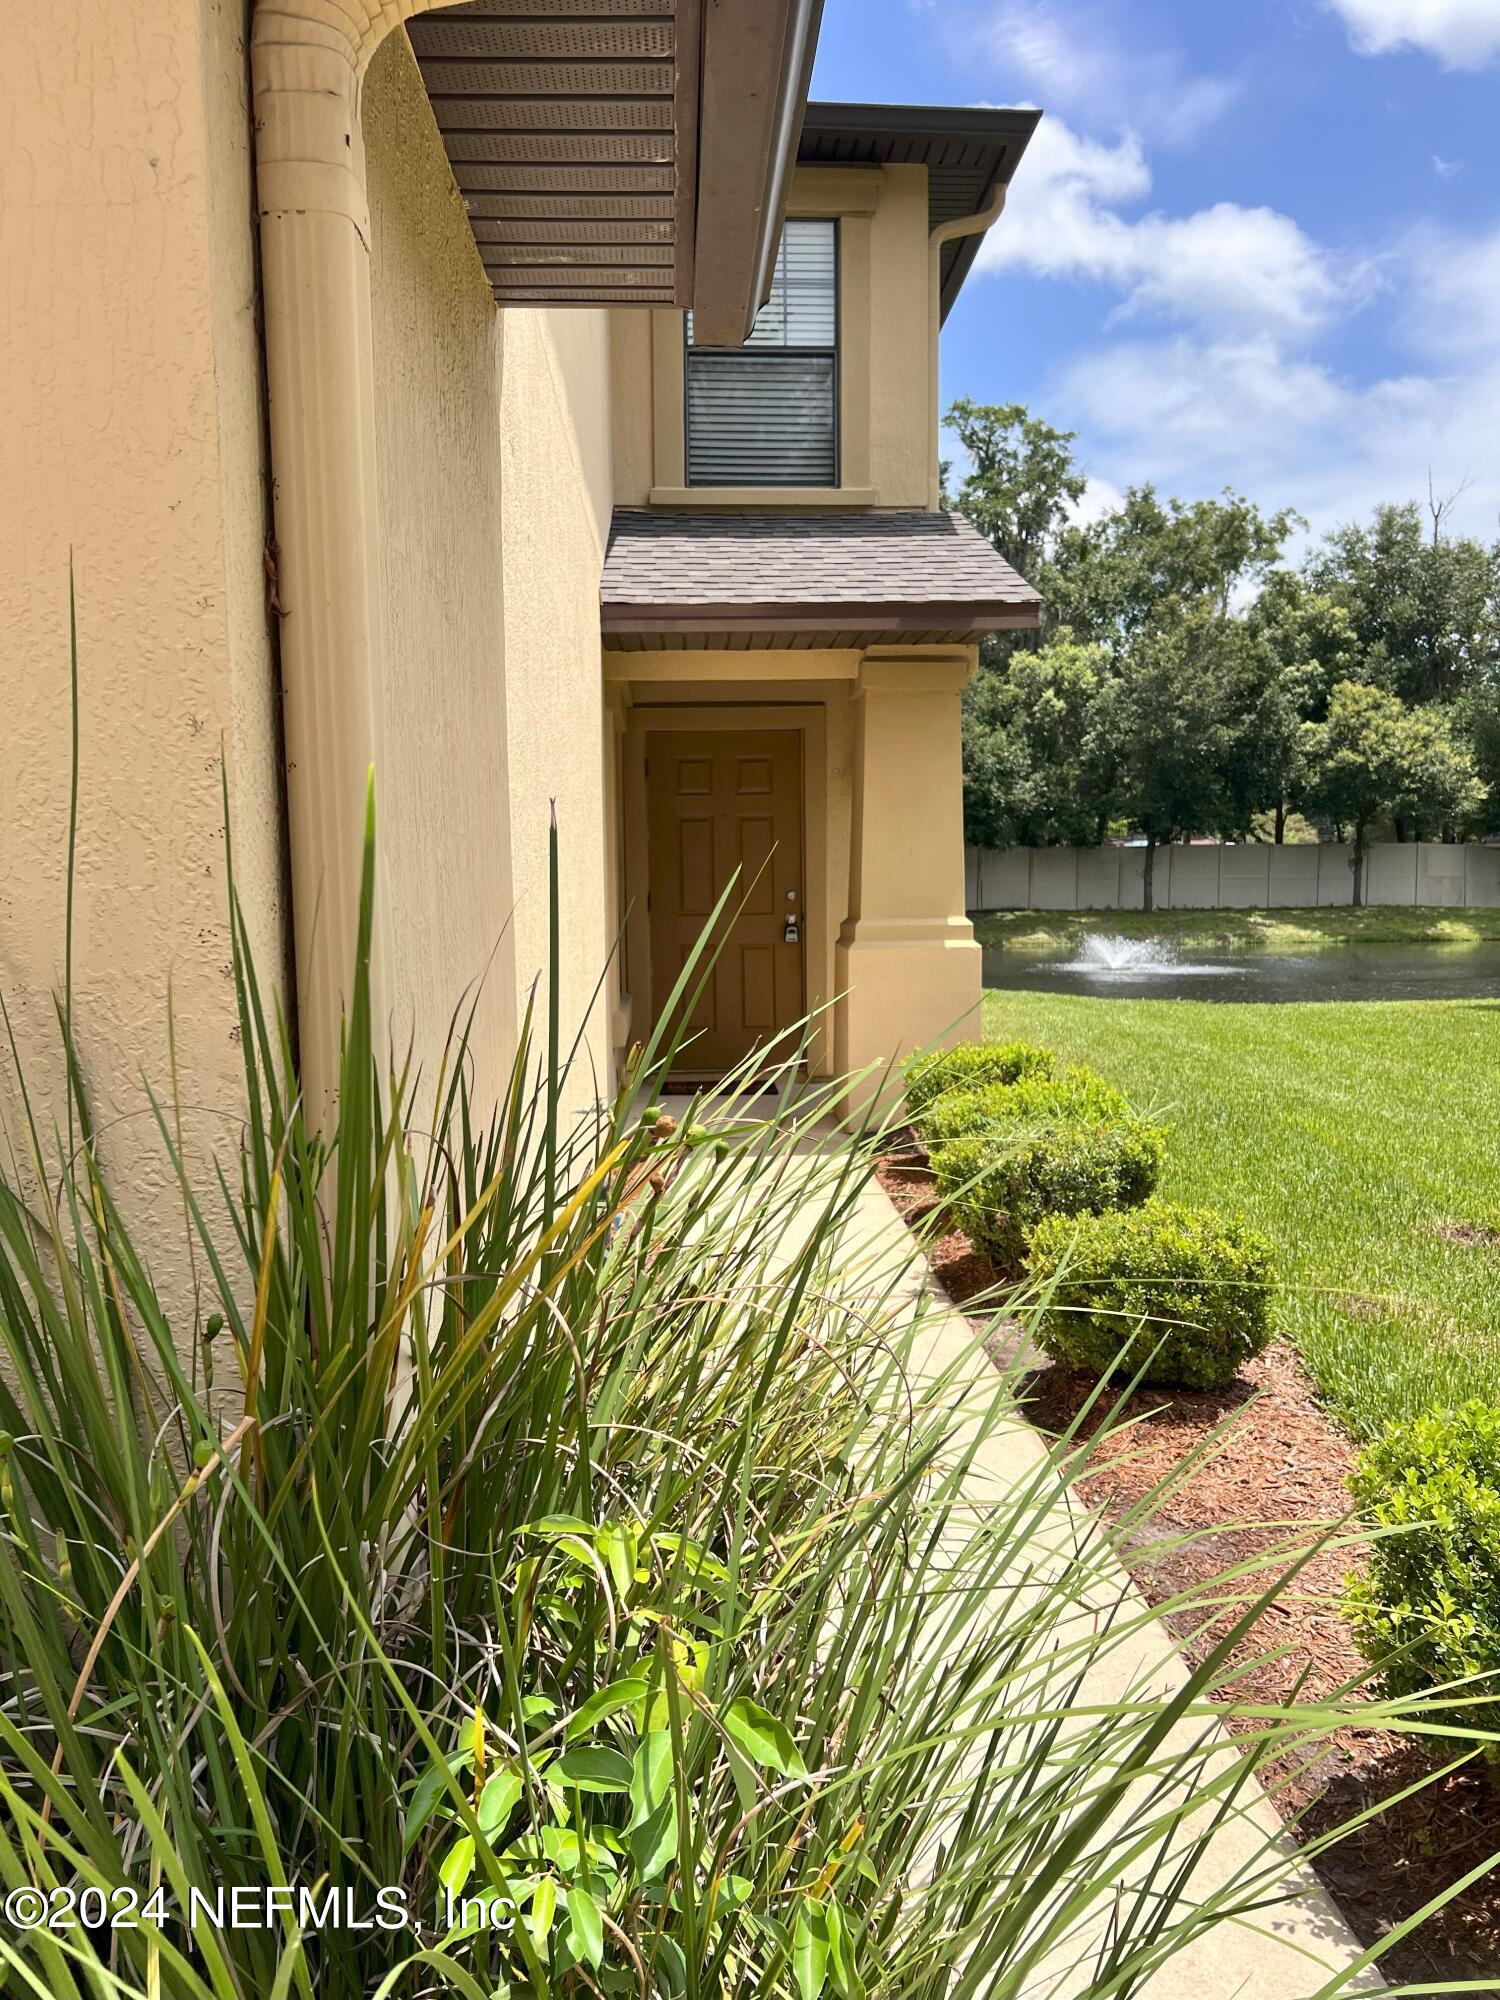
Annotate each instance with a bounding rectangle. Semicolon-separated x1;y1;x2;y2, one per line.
646;729;805;1072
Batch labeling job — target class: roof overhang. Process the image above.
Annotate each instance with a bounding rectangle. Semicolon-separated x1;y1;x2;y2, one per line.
797;102;1042;321
602;605;1043;650
409;0;823;342
599;508;1044;651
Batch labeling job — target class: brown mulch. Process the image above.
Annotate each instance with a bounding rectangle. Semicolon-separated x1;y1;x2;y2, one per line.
876;1147;1500;1994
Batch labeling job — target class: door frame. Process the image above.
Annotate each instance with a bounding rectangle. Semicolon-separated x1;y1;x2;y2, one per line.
622;702;831;1077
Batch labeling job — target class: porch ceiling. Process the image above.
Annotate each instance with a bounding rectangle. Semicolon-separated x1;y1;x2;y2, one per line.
409;0;822;341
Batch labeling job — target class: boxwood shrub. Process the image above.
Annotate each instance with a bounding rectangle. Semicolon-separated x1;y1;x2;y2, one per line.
920;1067;1130;1150
903;1040;1055;1119
1024;1203;1277;1390
1346;1402;1500;1778
931;1117;1166;1274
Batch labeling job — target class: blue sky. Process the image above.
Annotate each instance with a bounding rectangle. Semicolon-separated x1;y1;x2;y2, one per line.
810;0;1500;546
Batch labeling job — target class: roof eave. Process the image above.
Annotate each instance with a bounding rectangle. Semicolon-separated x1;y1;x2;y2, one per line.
600;601;1044;637
409;0;826;331
690;0;827;347
796;101;1043;322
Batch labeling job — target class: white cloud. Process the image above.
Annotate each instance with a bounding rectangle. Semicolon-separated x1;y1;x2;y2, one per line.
1327;0;1500;69
1068;475;1127;527
957;62;1500;544
977;116;1351;336
1039;227;1500;542
1400;220;1500;360
1432;153;1465;179
1053;336;1439;508
961;1;1239;144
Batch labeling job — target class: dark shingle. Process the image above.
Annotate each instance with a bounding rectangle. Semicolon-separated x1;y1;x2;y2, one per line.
600;509;1042;646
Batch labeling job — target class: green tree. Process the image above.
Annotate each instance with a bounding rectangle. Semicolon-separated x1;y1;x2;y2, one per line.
1303;499;1500;707
1297;681;1409;905
1455;684;1500;835
1244;573;1365;841
1048;485;1300;646
1395;703;1487;840
1090;606;1269;909
962;631;1111;848
944;399;1086;582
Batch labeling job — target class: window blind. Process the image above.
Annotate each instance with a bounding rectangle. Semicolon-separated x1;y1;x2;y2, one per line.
685;219;838;488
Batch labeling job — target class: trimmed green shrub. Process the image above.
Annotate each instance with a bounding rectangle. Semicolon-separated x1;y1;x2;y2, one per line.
903;1039;1055;1118
1025;1203;1278;1389
932;1116;1166;1273
1347;1402;1500;1779
921;1067;1130;1149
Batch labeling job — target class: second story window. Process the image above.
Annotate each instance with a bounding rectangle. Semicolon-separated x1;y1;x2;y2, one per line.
685;219;838;488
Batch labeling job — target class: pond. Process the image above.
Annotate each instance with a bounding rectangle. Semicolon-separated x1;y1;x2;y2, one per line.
981;934;1500;1003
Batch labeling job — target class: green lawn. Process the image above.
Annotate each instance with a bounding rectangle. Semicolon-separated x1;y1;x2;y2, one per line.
981;987;1500;1437
976;905;1500;957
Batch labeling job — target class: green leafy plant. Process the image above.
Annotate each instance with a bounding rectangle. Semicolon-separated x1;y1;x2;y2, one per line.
931;1114;1165;1274
1347;1402;1500;1780
1025;1202;1278;1390
0;754;1484;1994
902;1039;1054;1119
919;1066;1132;1150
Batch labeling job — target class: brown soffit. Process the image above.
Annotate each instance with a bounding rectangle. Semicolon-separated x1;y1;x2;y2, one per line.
408;0;822;336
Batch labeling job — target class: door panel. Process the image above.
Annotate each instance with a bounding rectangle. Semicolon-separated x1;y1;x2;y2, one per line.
646;729;805;1072
677;815;715;914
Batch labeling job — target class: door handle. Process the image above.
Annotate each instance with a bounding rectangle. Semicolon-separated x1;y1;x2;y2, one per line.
783;914;801;944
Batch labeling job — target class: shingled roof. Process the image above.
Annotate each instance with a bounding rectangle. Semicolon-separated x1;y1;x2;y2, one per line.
600;509;1042;650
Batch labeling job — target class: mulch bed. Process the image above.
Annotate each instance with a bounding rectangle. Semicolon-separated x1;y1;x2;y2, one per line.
876;1148;1500;1994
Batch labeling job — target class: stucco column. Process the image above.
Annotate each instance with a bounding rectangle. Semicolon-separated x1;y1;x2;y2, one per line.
251;2;427;1120
835;647;982;1099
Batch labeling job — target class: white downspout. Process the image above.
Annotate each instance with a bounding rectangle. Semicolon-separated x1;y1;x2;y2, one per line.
927;183;1008;511
250;2;420;1122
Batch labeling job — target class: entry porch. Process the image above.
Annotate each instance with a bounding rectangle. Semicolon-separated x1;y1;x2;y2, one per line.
599;508;1043;1094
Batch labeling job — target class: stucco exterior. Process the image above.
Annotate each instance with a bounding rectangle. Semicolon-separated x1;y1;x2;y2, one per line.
601;147;987;1096
3;2;1011;1267
496;308;614;1086
364;30;615;1106
0;6;620;1287
0;0;285;1263
363;31;518;1100
610;163;935;513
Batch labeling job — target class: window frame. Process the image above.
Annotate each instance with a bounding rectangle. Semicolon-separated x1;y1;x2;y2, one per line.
682;217;841;491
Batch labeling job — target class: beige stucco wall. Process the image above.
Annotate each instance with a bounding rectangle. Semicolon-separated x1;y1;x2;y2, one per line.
836;648;982;1098
363;32;613;1105
363;31;517;1103
496;310;614;1084
864;164;932;510
610;162;932;510
0;0;285;1278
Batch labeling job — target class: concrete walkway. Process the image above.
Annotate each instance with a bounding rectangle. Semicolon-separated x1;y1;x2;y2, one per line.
819;1160;1378;2000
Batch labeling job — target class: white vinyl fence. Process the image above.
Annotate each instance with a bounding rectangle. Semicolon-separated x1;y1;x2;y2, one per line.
965;841;1500;913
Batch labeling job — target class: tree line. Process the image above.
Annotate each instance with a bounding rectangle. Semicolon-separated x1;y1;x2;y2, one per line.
950;401;1499;907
